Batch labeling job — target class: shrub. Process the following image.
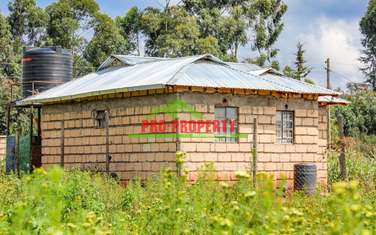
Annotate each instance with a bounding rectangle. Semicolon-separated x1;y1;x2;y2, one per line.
0;166;374;234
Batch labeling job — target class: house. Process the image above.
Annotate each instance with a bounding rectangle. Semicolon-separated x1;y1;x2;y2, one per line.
20;54;345;189
347;82;371;94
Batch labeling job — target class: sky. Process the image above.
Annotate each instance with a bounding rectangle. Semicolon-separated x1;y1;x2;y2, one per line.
0;0;369;89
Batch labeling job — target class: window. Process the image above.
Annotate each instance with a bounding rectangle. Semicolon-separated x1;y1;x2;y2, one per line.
92;110;109;128
214;107;238;143
276;111;294;143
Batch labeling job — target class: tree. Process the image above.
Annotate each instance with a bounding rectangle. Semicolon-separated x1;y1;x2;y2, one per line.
0;13;19;80
271;60;280;71
45;0;100;77
221;5;248;59
117;7;142;55
248;0;288;63
8;0;48;46
0;13;25;135
84;13;130;68
45;0;99;49
140;6;221;57
360;0;376;91
283;65;294;77
293;42;311;80
182;0;248;60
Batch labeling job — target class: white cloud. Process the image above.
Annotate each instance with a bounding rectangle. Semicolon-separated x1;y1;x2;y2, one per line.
298;18;363;84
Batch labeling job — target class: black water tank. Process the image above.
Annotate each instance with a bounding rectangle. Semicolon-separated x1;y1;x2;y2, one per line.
22;47;73;98
294;163;317;194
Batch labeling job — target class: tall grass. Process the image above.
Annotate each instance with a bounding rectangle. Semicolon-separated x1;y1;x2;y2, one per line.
0;166;374;234
328;136;376;191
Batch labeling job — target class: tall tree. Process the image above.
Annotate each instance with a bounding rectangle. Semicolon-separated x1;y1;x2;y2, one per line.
45;0;99;49
85;13;129;68
360;0;376;91
0;13;19;80
0;13;25;135
293;42;311;80
45;0;99;77
182;0;247;60
116;7;142;55
140;6;221;57
248;0;287;64
8;0;48;46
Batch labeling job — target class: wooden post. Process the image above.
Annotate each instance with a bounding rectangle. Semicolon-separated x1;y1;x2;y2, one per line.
337;115;347;180
37;107;41;138
60;120;64;167
252;117;258;187
105;111;110;175
5;104;11;136
29;106;34;172
15;127;20;176
325;58;331;149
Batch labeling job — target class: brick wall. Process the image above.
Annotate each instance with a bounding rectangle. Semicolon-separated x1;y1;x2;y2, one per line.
40;92;328;188
0;136;6;161
178;93;326;189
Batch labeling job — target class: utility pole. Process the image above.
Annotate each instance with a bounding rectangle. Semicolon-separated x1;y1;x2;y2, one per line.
325;58;331;149
325;58;330;89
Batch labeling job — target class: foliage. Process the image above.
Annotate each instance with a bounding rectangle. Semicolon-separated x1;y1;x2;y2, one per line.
8;0;48;46
283;65;294;77
328;137;376;191
0;166;373;234
249;0;288;63
332;91;376;136
282;42;313;82
84;13;129;68
0;12;27;135
293;42;311;80
45;0;99;75
140;6;222;58
360;0;376;91
116;7;142;55
0;13;20;80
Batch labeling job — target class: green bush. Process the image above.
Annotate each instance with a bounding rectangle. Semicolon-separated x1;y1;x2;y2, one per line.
332;91;376;136
0;167;373;234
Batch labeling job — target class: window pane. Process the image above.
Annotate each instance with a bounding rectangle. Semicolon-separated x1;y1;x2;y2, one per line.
215;107;225;120
276;111;294;144
226;107;237;120
215;107;238;142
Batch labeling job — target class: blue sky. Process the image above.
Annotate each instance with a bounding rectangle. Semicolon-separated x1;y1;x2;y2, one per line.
0;0;369;89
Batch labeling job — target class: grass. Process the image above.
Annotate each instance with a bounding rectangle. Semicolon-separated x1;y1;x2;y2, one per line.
0;136;374;234
0;164;374;234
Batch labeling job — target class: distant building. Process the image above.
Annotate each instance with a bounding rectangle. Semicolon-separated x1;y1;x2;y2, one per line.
347;82;371;93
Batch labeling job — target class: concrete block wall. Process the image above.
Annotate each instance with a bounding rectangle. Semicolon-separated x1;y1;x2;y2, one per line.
0;136;6;161
179;93;327;189
40;92;328;188
41;94;179;184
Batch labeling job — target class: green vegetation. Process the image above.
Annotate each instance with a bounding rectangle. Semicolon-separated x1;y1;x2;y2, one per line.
0;161;373;234
332;91;376;136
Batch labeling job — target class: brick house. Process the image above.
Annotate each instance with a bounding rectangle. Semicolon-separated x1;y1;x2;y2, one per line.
20;54;344;188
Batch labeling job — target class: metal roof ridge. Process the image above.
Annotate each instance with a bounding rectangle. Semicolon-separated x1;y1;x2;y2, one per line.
165;54;227;85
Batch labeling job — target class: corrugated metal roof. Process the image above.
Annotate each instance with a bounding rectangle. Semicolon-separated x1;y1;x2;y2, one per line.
257;73;338;96
318;96;350;105
19;54;339;105
225;62;263;73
